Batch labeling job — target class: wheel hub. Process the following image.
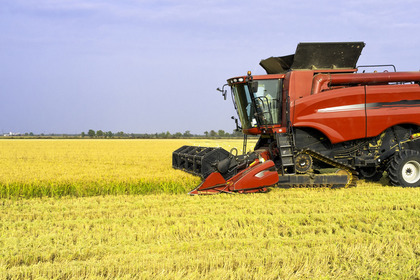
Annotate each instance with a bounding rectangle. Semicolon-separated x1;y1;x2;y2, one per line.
295;153;312;173
402;160;420;183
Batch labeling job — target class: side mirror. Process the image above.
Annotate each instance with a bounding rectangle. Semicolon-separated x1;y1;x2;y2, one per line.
231;116;242;131
217;85;228;100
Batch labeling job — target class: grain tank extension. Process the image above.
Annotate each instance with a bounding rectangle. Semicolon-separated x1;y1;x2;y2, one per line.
173;42;420;194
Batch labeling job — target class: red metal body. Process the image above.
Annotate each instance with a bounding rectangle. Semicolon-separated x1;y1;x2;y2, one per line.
189;160;278;195
240;70;420;144
292;71;420;143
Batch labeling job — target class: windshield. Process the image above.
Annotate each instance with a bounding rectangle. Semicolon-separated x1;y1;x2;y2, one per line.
232;79;281;130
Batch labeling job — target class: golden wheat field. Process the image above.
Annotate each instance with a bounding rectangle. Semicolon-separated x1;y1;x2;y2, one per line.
1;139;420;279
0;139;210;197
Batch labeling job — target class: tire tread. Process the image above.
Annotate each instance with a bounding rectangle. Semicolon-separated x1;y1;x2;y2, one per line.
387;149;420;187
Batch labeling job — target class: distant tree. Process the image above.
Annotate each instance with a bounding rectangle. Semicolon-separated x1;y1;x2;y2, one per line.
88;129;95;138
81;132;85;138
96;130;104;138
174;132;182;138
204;131;209;137
183;130;192;137
232;129;243;137
117;131;124;137
218;130;225;137
29;132;34;136
105;131;113;138
209;130;217;137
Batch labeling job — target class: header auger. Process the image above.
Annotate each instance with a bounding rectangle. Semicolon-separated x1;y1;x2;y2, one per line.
173;42;420;194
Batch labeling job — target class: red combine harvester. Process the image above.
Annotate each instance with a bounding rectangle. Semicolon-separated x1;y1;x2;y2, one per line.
173;42;420;194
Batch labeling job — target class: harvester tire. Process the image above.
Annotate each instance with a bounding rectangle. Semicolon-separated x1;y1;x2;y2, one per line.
388;150;420;187
357;167;383;182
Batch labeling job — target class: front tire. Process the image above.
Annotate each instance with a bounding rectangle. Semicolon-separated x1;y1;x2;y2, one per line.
388;150;420;187
357;167;383;182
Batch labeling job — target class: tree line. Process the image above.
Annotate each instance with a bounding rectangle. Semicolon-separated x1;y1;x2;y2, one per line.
80;129;245;139
2;129;247;139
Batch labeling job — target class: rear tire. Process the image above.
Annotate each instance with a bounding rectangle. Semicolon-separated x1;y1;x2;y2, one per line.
388;150;420;187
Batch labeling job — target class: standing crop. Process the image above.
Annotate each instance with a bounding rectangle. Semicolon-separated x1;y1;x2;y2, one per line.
0;139;251;198
1;186;419;279
0;139;419;279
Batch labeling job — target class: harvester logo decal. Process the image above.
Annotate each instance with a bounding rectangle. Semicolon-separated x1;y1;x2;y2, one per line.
317;104;365;113
317;99;420;113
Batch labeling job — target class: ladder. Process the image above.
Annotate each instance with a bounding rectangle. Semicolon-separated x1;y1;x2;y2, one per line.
275;133;296;175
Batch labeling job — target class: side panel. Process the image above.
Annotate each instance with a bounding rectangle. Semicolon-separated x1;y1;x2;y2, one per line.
285;71;315;128
287;71;315;100
366;84;420;137
293;87;366;144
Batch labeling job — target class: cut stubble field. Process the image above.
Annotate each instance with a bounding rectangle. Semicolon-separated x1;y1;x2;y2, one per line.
0;139;419;279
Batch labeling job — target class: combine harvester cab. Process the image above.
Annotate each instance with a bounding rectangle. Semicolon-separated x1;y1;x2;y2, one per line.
173;42;420;194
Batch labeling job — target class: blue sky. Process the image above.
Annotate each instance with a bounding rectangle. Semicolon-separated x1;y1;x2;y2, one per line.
1;0;419;134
